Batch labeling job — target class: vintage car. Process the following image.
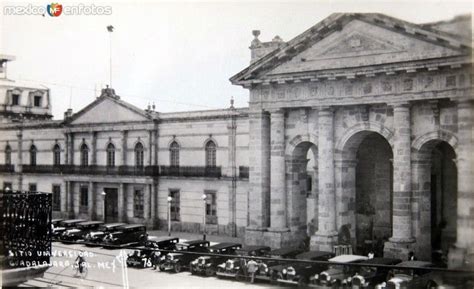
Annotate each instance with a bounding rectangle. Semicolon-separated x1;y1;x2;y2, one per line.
270;251;335;287
190;242;242;276
51;219;64;239
254;247;305;282
414;269;474;289
350;258;402;288
126;236;179;268
102;224;147;248
375;261;434;289
52;219;86;240
158;240;210;273
311;254;369;288
216;245;271;280
83;222;126;245
60;221;104;243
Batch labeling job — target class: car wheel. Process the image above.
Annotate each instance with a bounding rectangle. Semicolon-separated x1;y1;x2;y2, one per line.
174;263;182;273
298;277;308;288
205;267;215;277
426;280;438;289
159;265;165;271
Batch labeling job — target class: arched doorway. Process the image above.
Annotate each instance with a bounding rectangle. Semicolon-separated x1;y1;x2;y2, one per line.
287;141;318;238
415;140;457;258
337;130;393;255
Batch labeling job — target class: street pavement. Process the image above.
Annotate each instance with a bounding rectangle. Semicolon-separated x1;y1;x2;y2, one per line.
20;241;273;288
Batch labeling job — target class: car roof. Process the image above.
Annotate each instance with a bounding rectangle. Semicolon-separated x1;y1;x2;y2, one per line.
329;255;369;263
119;224;146;229
237;246;271;252
397;261;433;268
181;240;209;246
209;242;242;250
296;251;334;260
78;221;104;226
269;247;302;256
102;223;126;227
149;236;179;243
360;258;402;265
62;219;87;224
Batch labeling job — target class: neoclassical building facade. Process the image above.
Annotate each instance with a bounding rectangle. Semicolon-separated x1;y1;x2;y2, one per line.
0;13;472;266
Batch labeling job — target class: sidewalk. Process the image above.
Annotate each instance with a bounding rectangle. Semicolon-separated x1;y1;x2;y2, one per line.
148;230;243;244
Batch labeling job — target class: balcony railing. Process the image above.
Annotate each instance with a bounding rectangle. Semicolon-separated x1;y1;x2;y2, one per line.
22;165;159;176
0;164;15;173
159;166;222;178
239;166;249;179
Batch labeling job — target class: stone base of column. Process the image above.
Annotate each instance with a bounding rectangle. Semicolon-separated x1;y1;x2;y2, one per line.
244;226;266;246
263;227;306;249
447;245;469;269
310;231;338;252
383;238;415;260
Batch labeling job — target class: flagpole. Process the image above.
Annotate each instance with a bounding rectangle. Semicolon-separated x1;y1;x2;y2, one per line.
107;25;114;87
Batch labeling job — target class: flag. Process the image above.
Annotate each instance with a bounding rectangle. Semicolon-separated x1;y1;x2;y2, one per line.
107;25;114;32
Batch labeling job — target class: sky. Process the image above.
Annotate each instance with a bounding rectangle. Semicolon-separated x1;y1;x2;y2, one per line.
0;0;472;119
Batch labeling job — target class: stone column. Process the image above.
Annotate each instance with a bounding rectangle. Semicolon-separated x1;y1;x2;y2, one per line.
148;130;153;166
64;133;69;165
311;107;338;251
411;158;431;261
91;132;97;165
122;131;128;166
72;182;79;217
17;129;23;190
448;98;474;268
126;185;134;221
334;159;358;244
68;133;75;165
88;182;94;217
245;110;271;245
144;184;151;223
227;110;237;236
384;102;414;259
118;183;124;222
269;109;287;229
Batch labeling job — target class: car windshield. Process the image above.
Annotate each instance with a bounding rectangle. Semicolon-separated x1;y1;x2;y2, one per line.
360;266;376;275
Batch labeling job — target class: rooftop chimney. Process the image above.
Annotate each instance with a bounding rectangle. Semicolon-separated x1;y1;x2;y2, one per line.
64;108;73;120
250;31;285;64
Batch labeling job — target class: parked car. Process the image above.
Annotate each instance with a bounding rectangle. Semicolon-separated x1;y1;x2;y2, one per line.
83;222;126;245
60;221;104;243
127;236;179;268
102;224;147;248
270;251;335;287
253;247;305;282
311;254;369;288
158;240;210;273
375;261;434;289
350;258;402;288
51;219;64;239
216;245;271;280
417;269;474;289
190;242;242;276
52;219;86;240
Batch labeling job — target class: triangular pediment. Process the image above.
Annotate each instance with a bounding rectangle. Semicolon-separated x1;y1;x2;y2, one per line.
230;13;470;84
70;96;150;125
267;18;463;75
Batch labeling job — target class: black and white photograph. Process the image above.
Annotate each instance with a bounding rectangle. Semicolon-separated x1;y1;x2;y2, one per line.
0;0;473;288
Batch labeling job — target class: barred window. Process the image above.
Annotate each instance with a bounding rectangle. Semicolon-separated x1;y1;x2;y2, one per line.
135;142;144;167
106;143;115;167
169;141;180;167
52;185;61;211
205;141;216;167
169;190;180;221
53;144;61;166
205;191;217;224
134;189;144;218
30;145;37;166
80;144;89;166
5;145;11;165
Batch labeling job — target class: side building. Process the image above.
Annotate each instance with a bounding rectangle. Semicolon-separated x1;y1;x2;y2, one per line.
0;57;250;237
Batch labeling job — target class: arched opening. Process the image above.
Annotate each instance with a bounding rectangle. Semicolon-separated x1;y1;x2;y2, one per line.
415;140;457;259
338;130;393;255
106;143;115;167
430;142;457;251
53;144;61;166
30;145;37;166
80;143;89;166
287;141;318;238
5;145;11;165
169;141;180;167
205;140;217;167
